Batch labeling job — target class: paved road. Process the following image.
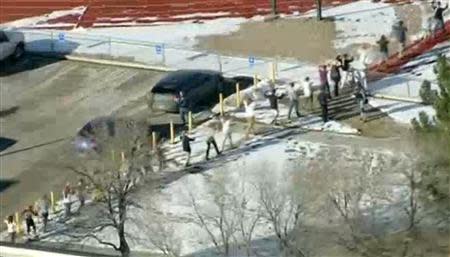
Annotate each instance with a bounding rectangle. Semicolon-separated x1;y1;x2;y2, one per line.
0;55;165;221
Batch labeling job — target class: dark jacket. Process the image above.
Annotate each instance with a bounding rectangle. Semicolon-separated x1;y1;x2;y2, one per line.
178;95;189;110
264;90;284;110
434;5;448;20
342;57;354;71
393;24;408;43
319;67;328;85
181;134;194;152
377;37;389;54
330;65;341;81
318;91;328;106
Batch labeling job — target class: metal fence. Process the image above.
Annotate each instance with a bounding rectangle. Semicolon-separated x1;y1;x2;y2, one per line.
19;29;432;101
20;29;289;79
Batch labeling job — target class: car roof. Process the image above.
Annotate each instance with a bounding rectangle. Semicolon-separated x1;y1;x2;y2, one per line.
152;69;223;94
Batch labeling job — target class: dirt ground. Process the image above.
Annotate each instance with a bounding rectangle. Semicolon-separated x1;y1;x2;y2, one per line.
197;3;426;64
197;18;338;64
0;55;165;226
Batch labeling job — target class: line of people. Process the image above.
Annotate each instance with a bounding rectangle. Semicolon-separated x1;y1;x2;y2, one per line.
4;179;87;243
376;1;448;62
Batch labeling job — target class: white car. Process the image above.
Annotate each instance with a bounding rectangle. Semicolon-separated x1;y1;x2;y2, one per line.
0;30;25;61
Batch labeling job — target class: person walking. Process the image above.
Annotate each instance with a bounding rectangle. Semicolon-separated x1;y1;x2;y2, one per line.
393;20;408;58
340;54;354;88
76;178;86;209
376;35;390;60
22;205;37;237
4;215;17;243
301;77;313;110
177;91;189;125
264;87;284;124
287;82;301;121
432;1;448;34
329;61;341;97
62;183;73;218
318;86;329;123
181;131;195;167
36;195;50;232
244;101;256;139
205;132;221;161
318;65;330;98
354;79;368;122
221;116;233;151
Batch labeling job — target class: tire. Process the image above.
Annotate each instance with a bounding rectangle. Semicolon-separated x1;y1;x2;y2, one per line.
13;43;25;60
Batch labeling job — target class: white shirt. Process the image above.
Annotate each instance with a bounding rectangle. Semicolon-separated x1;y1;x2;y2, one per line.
245;102;256;118
301;80;312;98
5;221;16;233
222;119;231;135
286;84;299;101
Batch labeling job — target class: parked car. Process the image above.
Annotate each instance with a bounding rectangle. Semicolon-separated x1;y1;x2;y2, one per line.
73;116;184;153
147;70;254;113
0;30;25;61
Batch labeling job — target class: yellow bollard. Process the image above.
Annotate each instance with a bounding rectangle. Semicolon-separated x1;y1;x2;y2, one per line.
170;120;175;144
188;111;193;132
253;74;258;87
219;93;224;116
111;150;115;162
236;83;240;108
121;152;125;162
15;212;21;234
270;62;277;82
50;191;56;213
152;132;157;150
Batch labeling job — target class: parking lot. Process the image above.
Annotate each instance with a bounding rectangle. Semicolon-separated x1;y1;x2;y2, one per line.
0;55;166;220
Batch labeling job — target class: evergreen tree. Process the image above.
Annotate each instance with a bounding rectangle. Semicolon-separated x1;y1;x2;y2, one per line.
412;55;450;219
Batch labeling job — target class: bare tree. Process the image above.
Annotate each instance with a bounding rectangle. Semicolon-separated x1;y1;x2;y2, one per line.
188;174;240;256
62;118;155;257
187;170;264;257
255;172;307;257
142;211;181;257
402;167;421;230
232;180;262;257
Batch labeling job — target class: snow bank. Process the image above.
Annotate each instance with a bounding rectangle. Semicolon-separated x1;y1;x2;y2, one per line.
77;17;249;47
369;98;436;124
3;6;87;29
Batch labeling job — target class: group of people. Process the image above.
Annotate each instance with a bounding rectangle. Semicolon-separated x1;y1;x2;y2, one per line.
4;179;87;243
376;1;448;61
317;53;369;122
178;54;371;167
180;115;234;167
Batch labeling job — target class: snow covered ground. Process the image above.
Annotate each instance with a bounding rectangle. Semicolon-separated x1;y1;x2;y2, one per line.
369;98;436;124
22;129;411;257
304;0;397;49
5;0;441;126
1;6;87;29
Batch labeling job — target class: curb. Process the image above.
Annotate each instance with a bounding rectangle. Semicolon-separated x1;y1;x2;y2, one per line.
63;55;175;72
370;93;423;104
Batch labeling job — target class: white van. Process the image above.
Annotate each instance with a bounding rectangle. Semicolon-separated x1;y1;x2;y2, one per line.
0;30;25;61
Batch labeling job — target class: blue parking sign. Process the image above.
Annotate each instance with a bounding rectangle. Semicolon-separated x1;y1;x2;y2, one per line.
155;44;163;55
58;32;65;42
248;56;255;66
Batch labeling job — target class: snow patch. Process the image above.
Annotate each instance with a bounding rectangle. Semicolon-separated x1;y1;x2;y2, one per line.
369;98;436;124
304;0;397;49
2;6;87;29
